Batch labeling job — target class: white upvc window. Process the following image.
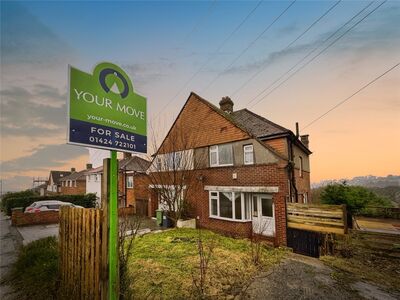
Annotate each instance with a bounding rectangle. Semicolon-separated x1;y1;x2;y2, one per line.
74;181;77;187
127;176;134;189
243;144;254;165
210;144;233;167
209;191;251;222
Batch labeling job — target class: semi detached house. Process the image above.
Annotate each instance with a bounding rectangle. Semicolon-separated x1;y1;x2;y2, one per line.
150;93;311;246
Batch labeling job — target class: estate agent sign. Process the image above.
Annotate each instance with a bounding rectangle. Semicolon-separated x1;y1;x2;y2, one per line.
68;62;147;153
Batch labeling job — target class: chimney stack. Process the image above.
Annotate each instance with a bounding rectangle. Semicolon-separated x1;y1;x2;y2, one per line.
86;163;93;170
123;152;132;159
219;96;234;114
71;167;76;172
300;135;309;148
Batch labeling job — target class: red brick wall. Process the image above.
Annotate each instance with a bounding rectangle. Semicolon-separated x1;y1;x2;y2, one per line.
60;181;86;195
150;163;289;246
11;208;59;226
294;170;311;203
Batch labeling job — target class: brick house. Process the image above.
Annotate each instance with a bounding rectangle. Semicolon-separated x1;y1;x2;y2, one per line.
47;170;71;193
148;92;311;246
84;156;150;212
60;164;92;195
118;154;151;214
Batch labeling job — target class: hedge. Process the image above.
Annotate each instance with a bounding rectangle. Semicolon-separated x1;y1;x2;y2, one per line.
2;193;97;216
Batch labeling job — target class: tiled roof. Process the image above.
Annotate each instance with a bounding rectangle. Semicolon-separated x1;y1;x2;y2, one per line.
50;171;71;184
119;156;150;172
231;109;290;138
59;170;86;181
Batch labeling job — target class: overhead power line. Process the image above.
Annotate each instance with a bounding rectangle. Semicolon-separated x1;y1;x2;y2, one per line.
232;0;342;98
200;0;297;93
302;62;399;130
249;1;387;108
246;0;374;106
182;0;218;44
152;0;263;121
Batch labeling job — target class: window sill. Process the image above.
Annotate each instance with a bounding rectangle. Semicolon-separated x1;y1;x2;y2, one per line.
210;164;234;168
209;215;251;223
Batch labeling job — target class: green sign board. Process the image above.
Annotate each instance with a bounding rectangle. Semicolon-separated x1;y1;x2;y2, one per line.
68;62;147;153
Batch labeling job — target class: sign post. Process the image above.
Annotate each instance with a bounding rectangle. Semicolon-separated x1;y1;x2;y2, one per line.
68;62;147;299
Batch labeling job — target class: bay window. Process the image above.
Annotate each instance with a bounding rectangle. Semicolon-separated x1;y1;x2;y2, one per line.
209;191;251;221
210;144;233;167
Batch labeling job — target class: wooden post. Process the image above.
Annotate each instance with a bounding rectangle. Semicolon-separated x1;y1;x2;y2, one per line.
101;158;110;300
342;204;348;234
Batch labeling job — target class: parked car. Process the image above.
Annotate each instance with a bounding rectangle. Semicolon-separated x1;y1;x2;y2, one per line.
24;200;83;213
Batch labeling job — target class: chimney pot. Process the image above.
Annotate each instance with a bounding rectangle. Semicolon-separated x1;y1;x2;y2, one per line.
300;135;309;149
71;167;76;172
86;163;93;170
219;96;234;114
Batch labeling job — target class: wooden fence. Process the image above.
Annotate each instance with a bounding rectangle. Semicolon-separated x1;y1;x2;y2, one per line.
287;203;347;234
59;206;108;299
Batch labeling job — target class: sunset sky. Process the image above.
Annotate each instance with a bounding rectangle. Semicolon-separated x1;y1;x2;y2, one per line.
1;0;399;191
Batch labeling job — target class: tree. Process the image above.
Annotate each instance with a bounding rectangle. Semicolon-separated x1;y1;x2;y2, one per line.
320;183;392;213
146;121;208;226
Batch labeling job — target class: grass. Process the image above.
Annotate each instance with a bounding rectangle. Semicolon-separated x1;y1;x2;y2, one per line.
128;228;287;299
3;236;59;300
321;232;400;293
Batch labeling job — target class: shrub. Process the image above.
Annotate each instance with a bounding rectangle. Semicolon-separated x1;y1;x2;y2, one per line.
0;190;36;211
5;237;59;299
3;193;97;215
320;183;392;214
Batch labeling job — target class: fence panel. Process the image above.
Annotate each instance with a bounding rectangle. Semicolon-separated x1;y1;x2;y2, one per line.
287;203;347;234
59;206;107;299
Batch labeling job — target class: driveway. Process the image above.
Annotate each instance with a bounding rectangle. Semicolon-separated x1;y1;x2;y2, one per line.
16;223;59;245
243;253;400;300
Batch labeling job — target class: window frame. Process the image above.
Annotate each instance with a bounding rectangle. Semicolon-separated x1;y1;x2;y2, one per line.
127;176;134;189
209;144;234;167
209;191;251;222
243;144;254;165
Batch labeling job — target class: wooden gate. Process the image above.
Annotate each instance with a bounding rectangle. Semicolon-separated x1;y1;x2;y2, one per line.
287;228;322;258
136;199;148;216
59;206;108;299
286;203;347;257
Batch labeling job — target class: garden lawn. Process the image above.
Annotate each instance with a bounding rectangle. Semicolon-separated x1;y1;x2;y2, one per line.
129;228;287;299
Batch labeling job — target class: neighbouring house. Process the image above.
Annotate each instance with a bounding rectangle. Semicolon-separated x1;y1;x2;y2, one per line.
84;155;150;212
86;166;103;207
47;170;72;193
148;92;311;246
60;164;93;195
118;154;151;214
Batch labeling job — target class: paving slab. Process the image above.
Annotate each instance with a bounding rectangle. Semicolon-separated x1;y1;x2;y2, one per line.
17;224;59;245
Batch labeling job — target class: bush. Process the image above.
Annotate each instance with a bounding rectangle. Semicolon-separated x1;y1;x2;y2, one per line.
5;237;59;299
0;190;37;211
2;193;97;215
320;183;392;214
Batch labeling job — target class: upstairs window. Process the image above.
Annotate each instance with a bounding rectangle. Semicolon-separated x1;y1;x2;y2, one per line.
127;176;134;189
243;144;254;165
210;144;233;167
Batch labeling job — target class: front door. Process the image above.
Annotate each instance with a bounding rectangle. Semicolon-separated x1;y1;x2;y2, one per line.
252;194;275;236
